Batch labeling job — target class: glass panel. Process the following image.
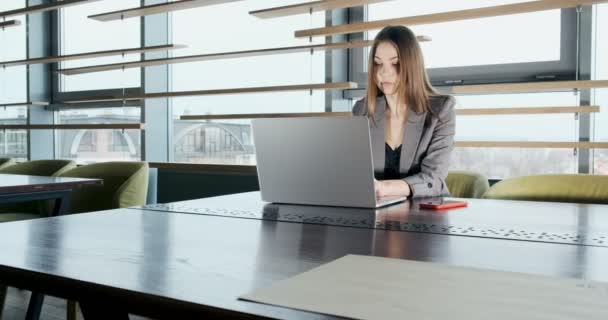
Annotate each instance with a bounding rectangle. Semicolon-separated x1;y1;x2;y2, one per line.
451;148;577;180
174;119;255;165
56;107;142;163
0;0;27;160
59;0;141;92
455;92;579;141
593;4;608;174
171;0;325;164
451;92;579;178
367;0;561;68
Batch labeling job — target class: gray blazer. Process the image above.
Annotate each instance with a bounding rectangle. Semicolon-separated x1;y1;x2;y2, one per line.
352;95;456;198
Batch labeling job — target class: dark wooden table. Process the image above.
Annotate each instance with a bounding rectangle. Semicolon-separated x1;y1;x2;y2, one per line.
1;191;608;319
0;173;102;320
0;174;102;216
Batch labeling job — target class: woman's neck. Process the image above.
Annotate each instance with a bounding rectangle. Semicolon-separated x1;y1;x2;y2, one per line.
385;94;406;118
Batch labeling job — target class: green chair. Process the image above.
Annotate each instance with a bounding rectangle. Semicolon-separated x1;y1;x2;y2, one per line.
58;161;149;214
484;174;608;205
0;160;77;219
446;171;490;199
0;159;76;176
0;158;15;170
57;161;149;320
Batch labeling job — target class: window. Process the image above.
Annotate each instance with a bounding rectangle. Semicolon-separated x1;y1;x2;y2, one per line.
366;0;574;84
0;0;28;160
359;1;587;179
58;0;141;92
433;92;579;179
593;3;608;174
56;108;142;163
54;1;143;163
171;0;326;165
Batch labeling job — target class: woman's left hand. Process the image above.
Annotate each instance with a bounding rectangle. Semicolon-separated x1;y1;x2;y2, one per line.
374;179;411;198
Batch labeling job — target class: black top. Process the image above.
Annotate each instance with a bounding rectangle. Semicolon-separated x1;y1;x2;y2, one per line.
384;143;402;180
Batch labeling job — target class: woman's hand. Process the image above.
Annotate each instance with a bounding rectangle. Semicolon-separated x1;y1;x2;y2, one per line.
374;179;411;198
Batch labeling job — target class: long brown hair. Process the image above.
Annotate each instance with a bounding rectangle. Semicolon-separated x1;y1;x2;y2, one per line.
366;25;437;120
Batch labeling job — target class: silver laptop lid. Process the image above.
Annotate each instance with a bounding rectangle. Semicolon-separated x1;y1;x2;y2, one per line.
252;116;378;208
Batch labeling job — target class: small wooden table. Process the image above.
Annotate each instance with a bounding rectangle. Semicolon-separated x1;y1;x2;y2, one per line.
0;174;102;216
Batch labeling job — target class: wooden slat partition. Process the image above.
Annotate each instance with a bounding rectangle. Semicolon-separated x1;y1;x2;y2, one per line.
57;40;373;75
452;80;608;94
0;124;145;130
0;102;49;107
295;0;608;38
62;82;358;104
250;0;392;19
0;44;185;68
455;141;608;149
456;106;600;115
89;0;241;22
0;20;20;29
56;37;430;76
179;106;600;120
180;112;352;120
0;0;100;18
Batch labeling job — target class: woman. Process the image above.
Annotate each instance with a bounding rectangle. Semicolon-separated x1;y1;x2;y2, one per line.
352;25;456;198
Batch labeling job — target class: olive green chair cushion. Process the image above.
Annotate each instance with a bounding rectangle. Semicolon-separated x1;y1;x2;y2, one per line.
0;159;76;176
446;171;490;199
484;174;608;205
0;160;77;216
0;212;41;223
58;161;149;214
0;158;15;170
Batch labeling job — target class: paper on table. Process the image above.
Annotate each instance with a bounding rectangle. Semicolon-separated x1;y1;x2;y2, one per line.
240;254;608;320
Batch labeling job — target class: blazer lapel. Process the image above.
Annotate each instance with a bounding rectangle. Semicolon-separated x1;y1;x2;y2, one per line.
400;108;426;174
370;97;386;173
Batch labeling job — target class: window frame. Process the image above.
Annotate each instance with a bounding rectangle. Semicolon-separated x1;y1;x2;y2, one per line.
50;6;144;105
348;7;578;88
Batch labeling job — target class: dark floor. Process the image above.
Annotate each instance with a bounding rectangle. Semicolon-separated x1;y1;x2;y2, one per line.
1;287;151;320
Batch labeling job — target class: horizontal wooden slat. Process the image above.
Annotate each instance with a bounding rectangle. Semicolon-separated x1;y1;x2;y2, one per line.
56;37;430;76
456;106;600;115
0;44;185;68
455;141;608;149
250;0;392;19
295;0;608;38
0;20;20;29
0;0;100;18
89;0;241;22
62;82;358;104
0;124;145;130
452;80;608;94
0;102;49;107
181;112;352;120
179;106;601;120
57;40;372;75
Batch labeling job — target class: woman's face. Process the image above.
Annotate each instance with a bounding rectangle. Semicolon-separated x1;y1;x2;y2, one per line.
374;41;400;96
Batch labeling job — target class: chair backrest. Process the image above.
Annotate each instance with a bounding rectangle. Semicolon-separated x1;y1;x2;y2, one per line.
484;174;608;205
0;158;15;170
0;159;76;176
446;171;490;199
59;161;149;214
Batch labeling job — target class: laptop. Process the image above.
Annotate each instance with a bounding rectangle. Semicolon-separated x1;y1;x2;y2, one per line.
251;116;407;208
